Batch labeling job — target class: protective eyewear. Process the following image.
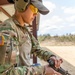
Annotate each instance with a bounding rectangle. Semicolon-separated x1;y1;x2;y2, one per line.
29;5;38;14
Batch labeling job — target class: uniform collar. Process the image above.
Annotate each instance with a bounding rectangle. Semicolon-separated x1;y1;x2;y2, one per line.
11;16;26;28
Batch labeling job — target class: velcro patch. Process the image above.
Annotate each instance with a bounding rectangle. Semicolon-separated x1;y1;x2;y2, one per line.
0;35;4;46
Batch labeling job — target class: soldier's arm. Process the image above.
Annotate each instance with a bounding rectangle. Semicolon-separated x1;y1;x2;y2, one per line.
0;21;19;64
30;34;55;61
14;64;61;75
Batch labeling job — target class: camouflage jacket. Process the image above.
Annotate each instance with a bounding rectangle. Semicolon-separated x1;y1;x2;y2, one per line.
0;17;54;75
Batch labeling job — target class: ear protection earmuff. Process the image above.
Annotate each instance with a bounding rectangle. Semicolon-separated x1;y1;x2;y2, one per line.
7;0;30;12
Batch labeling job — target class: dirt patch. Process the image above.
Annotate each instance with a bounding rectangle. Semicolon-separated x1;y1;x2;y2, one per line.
39;40;75;46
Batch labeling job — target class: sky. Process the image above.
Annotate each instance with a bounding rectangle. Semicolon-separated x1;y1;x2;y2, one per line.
37;0;75;36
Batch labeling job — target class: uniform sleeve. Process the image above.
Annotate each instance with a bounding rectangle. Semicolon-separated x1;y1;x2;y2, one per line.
0;22;18;41
15;65;45;75
30;34;55;61
0;21;19;64
0;64;45;75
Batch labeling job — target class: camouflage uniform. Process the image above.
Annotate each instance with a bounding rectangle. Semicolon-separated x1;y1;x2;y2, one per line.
0;17;54;75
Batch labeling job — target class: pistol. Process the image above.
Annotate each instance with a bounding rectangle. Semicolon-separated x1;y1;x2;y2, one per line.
47;59;71;75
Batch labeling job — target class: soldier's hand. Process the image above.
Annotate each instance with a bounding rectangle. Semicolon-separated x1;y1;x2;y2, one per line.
50;56;63;68
45;65;62;75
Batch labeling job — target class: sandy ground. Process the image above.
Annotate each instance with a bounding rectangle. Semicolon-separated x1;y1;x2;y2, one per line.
40;46;75;75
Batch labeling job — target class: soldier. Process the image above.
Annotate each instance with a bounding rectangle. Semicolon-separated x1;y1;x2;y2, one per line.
0;0;63;75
